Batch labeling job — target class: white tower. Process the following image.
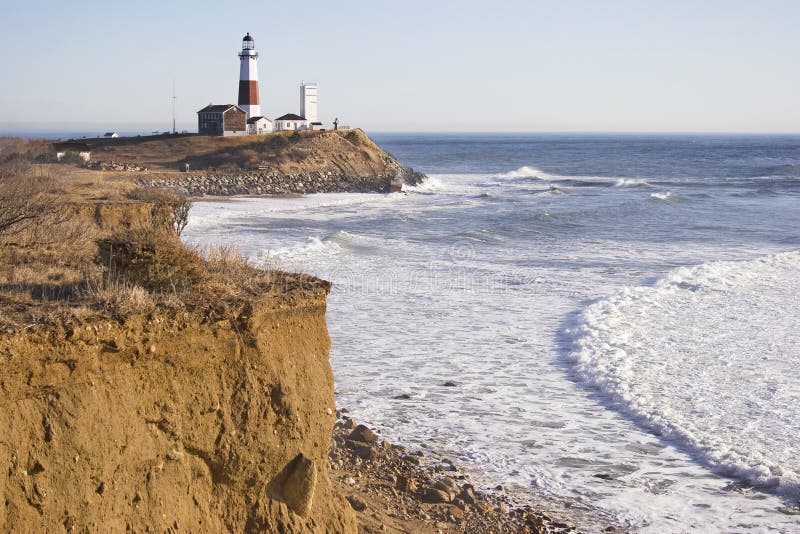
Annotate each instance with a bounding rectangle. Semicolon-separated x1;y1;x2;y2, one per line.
300;82;318;122
238;33;261;119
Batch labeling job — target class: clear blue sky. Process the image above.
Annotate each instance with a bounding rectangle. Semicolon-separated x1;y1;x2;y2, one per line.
1;0;798;133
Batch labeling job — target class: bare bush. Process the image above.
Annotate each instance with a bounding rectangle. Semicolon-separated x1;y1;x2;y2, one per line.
0;137;54;163
0;160;68;238
126;187;192;236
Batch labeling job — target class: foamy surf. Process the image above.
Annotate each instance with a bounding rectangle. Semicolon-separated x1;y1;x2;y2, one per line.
649;191;678;201
269;235;346;262
500;166;550;179
568;251;800;500
612;178;651;188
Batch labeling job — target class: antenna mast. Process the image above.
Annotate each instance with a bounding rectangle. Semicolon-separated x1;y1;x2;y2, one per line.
171;81;177;134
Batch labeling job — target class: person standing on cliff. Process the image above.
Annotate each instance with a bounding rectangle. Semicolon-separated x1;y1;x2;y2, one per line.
333;118;339;131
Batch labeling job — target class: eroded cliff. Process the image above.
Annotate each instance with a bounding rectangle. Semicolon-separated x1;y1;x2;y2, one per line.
0;289;357;533
0;180;357;532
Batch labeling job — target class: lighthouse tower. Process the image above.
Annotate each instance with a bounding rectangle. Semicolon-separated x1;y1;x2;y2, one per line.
238;33;261;119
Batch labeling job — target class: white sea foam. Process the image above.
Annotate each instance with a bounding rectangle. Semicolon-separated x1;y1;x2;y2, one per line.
269;235;345;262
649;191;678;201
501;165;549;178
568;251;800;499
612;178;651;188
500;166;651;191
402;176;447;193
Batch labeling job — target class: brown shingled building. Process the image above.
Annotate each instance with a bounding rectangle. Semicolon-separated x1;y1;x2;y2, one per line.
197;104;247;136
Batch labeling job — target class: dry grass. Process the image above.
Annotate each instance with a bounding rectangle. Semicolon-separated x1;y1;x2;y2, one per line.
0;138;332;331
84;129;375;172
86;281;156;318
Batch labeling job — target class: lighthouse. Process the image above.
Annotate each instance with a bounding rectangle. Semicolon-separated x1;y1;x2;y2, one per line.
238;33;261;119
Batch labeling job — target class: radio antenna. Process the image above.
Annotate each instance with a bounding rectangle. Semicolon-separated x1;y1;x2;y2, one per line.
172;81;177;134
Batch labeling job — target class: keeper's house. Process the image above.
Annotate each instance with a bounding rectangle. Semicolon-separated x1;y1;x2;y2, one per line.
197;104;248;136
273;113;310;132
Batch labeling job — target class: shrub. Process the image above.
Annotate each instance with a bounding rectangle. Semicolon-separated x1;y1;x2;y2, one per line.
269;136;289;150
345;130;360;145
97;228;205;292
0;160;69;238
126;187;192;236
0;137;54;163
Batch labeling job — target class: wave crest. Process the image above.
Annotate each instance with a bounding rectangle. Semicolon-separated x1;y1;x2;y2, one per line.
567;251;800;500
612;178;651;188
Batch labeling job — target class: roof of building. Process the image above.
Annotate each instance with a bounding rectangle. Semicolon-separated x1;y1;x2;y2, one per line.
247;116;272;124
103;132;117;136
197;104;245;114
243;33;254;42
275;113;307;121
310;122;323;125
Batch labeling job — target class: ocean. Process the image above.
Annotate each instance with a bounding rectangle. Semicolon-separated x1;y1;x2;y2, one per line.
183;133;800;532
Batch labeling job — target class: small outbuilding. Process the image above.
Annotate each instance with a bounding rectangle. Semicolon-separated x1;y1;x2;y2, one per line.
247;116;273;135
197;104;248;136
103;132;119;138
53;141;91;162
273;113;310;132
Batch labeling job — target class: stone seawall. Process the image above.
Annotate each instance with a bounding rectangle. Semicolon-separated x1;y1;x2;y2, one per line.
139;168;426;197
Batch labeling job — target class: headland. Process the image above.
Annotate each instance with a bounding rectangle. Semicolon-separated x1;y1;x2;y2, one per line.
58;129;425;197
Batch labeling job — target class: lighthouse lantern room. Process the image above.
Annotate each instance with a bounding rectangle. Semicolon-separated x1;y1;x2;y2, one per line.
238;33;261;119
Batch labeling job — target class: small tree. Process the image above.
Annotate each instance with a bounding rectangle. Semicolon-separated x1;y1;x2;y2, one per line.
171;196;191;236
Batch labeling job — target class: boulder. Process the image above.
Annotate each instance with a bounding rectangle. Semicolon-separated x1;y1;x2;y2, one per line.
434;477;459;500
348;424;378;444
395;475;418;493
457;484;477;505
346;495;367;512
420;487;451;504
354;445;378;461
281;453;317;517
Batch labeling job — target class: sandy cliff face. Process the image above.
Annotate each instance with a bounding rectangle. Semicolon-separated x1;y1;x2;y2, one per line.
0;292;356;533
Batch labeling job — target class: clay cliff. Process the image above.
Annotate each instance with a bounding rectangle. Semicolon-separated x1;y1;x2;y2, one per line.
0;183;357;532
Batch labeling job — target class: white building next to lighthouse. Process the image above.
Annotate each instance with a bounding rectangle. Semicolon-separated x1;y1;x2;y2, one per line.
300;82;324;130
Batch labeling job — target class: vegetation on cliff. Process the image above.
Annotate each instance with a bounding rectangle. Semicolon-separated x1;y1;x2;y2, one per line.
87;129;395;173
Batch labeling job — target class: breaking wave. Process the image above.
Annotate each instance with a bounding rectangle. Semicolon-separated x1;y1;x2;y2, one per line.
612;178;651;188
567;251;800;500
649;191;679;202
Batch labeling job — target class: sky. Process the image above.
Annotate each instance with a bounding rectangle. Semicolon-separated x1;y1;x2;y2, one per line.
0;0;798;133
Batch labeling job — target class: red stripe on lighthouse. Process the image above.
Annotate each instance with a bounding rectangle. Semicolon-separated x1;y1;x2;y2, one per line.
238;81;259;106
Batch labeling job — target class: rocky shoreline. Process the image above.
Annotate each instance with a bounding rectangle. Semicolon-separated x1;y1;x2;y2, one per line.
138;168;426;197
330;413;602;534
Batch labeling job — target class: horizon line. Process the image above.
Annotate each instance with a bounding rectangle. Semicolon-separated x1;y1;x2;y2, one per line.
1;126;799;138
